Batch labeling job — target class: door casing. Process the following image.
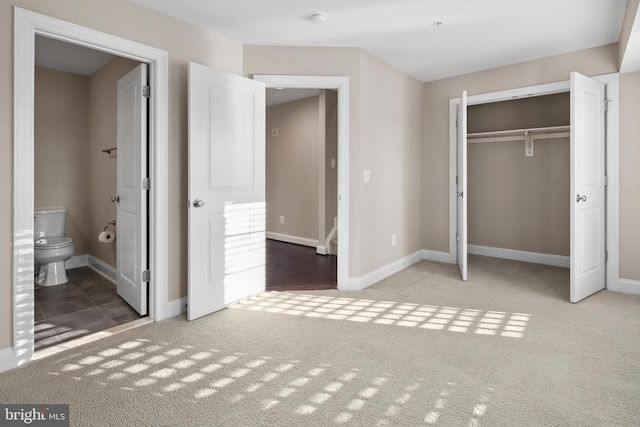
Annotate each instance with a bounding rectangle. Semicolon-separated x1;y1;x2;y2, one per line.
13;8;170;368
447;74;620;291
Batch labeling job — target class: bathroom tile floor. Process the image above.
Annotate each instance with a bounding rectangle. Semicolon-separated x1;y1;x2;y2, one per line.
34;267;143;351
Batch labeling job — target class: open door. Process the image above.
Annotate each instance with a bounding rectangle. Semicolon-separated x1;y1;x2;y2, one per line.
457;91;468;281
116;63;148;316
570;72;606;303
188;63;266;321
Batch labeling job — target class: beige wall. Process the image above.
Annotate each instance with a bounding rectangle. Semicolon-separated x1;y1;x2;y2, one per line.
34;67;91;255
244;46;423;276
619;72;640;281
422;44;619;255
468;138;570;256
266;96;320;240
88;57;140;267
1;0;242;349
619;0;640;68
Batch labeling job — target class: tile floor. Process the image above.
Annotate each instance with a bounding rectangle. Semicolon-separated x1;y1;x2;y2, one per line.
35;267;143;351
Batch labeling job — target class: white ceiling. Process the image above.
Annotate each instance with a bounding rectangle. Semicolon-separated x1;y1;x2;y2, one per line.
129;0;627;82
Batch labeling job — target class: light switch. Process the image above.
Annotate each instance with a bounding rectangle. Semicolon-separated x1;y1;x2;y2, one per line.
331;158;336;168
363;169;371;183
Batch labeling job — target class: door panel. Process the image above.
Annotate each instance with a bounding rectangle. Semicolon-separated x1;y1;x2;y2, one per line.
188;62;266;321
570;72;606;303
457;91;468;281
116;63;148;315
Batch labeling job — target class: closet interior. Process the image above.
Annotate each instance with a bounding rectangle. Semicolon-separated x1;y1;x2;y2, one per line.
466;92;571;264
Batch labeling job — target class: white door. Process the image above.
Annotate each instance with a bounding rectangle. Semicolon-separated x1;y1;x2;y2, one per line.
457;91;468;281
570;72;606;303
188;62;266;321
116;63;148;315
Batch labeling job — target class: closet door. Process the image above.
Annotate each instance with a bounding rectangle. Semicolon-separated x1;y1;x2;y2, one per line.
570;72;606;303
457;91;468;281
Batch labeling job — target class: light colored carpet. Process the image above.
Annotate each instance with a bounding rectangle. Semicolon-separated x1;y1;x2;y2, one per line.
2;256;640;426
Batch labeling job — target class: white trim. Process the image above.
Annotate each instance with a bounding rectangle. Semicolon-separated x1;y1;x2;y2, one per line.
266;232;319;248
447;76;619;290
88;255;117;284
448;98;459;265
64;254;88;270
166;297;188;318
13;8;169;370
342;250;424;291
253;75;350;291
423;250;454;264
467;81;570;105
0;347;15;374
468;245;570;268
316;245;328;255
618;279;640;296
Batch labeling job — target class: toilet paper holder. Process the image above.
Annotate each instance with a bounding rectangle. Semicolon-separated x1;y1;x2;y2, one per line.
103;220;116;231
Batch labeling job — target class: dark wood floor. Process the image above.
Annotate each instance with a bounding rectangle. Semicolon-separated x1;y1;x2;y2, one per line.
266;239;337;291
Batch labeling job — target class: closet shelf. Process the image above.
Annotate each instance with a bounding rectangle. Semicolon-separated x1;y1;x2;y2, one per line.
468;125;570;140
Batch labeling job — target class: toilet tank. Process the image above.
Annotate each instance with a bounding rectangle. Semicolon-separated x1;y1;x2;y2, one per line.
34;209;67;239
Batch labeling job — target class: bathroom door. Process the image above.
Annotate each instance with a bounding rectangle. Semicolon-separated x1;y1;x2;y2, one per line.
187;62;266;321
116;63;148;316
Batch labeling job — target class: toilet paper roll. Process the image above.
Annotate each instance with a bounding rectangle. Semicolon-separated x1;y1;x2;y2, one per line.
98;230;115;243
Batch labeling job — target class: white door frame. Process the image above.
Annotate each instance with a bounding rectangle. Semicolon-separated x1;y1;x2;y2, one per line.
13;8;169;368
447;74;620;290
252;75;350;290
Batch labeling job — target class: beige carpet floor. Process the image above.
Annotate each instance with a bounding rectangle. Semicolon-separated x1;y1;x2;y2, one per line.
1;255;640;426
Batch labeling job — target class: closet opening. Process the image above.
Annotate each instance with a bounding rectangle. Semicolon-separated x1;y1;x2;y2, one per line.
466;92;571;268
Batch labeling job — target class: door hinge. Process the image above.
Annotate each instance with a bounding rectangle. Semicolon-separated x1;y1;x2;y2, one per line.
143;177;150;190
604;175;608;187
142;86;150;98
456;234;460;243
456;176;459;185
604;98;611;112
142;270;150;282
605;250;608;262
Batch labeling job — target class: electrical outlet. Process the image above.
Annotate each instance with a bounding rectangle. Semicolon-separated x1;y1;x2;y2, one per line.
280;216;285;224
363;169;371;183
272;128;279;137
391;234;397;246
331;158;336;168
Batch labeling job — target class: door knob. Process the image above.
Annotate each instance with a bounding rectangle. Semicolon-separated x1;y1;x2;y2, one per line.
193;199;205;208
576;194;587;203
111;195;120;203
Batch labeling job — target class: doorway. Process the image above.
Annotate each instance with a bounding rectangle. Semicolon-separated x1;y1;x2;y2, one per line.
254;75;350;290
264;88;339;291
13;8;169;368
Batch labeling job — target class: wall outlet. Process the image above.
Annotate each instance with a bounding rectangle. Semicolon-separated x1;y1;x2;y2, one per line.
280;216;285;224
272;128;279;137
391;234;397;246
331;158;336;168
363;169;371;183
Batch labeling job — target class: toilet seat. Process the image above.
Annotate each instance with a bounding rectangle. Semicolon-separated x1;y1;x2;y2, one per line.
35;237;74;249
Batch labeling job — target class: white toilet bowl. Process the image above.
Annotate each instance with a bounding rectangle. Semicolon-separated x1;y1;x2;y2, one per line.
34;237;75;286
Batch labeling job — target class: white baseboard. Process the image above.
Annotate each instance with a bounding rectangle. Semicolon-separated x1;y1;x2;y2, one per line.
468;245;570;268
0;347;15;374
422;249;455;264
618;279;640;296
316;245;328;255
166;297;188;318
266;232;318;248
339;250;424;291
88;255;117;284
65;254;88;270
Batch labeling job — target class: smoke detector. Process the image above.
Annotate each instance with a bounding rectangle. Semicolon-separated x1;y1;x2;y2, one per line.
310;12;327;25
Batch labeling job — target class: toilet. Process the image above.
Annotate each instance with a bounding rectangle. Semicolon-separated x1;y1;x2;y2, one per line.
34;209;75;286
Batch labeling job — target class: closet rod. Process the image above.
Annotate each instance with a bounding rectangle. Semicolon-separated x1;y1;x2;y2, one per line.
468;125;569;140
